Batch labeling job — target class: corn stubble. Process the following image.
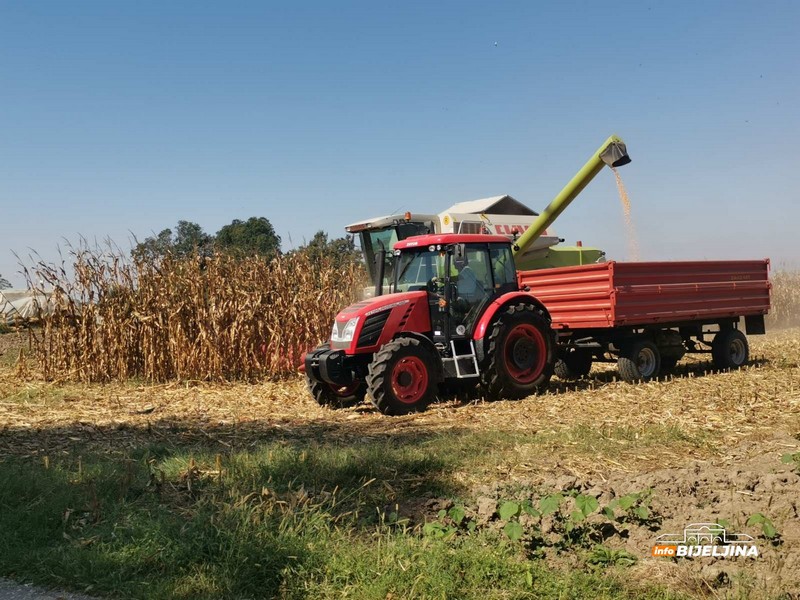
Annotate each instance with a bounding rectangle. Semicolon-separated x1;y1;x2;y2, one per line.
25;246;363;382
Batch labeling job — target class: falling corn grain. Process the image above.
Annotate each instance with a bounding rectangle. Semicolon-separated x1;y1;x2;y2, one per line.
611;167;640;261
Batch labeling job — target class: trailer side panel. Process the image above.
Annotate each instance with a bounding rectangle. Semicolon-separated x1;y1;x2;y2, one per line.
519;260;771;330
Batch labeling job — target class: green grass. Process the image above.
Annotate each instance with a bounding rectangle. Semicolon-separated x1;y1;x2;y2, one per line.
0;432;691;599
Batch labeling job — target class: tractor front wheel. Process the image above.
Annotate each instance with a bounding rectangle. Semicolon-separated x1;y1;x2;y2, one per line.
481;303;555;400
306;376;366;409
367;337;438;415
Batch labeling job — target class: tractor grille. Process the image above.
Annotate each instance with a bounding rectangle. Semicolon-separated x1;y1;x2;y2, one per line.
357;310;391;348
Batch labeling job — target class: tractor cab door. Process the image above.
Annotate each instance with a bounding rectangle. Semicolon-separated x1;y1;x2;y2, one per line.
447;243;494;338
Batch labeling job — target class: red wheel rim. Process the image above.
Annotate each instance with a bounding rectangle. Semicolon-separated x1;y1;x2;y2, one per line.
328;382;359;397
504;323;547;383
391;356;429;404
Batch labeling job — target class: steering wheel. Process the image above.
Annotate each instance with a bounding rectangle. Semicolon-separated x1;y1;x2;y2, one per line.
427;276;445;293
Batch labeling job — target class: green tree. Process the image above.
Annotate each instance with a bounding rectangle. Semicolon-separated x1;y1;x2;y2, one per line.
297;230;361;268
132;221;212;261
0;274;11;289
173;220;213;257
215;217;281;257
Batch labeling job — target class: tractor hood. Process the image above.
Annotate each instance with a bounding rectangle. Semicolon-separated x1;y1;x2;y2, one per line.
330;291;431;353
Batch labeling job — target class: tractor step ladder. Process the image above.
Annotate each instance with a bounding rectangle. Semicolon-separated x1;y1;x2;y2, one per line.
449;340;480;378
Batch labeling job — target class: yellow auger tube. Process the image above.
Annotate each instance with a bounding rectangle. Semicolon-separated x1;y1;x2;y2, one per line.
512;134;631;258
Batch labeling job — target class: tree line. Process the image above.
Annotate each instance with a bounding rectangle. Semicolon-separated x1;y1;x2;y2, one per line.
132;216;361;267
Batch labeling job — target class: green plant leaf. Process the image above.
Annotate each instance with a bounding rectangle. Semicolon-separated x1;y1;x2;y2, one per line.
422;522;444;537
618;494;636;510
602;506;615;520
634;505;650;520
570;510;585;523
498;501;520;521
503;521;524;541
781;452;798;464
575;494;599;517
521;499;540;517
539;494;562;516
449;506;466;524
467;520;477;533
747;513;766;526
525;570;533;587
437;509;447;520
762;520;777;539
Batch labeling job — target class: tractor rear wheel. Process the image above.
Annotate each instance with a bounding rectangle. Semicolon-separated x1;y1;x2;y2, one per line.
481;303;555;400
367;337;438;415
617;340;661;382
711;329;749;370
554;349;593;380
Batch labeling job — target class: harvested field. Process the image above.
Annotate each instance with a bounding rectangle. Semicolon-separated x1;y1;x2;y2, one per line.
1;328;799;598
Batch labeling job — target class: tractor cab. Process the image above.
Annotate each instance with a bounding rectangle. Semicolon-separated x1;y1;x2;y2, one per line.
392;234;518;343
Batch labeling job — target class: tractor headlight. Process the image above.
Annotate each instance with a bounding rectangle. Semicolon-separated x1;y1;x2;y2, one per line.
331;317;360;343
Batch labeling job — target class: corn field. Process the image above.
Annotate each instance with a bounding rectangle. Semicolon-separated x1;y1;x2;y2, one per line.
24;245;364;382
19;242;800;383
767;269;800;329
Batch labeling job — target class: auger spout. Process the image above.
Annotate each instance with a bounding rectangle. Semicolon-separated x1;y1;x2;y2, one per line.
512;135;631;258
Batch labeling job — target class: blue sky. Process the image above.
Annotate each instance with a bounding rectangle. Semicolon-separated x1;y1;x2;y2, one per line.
1;0;798;286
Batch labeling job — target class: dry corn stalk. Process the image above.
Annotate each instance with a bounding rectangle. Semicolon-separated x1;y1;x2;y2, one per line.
23;242;364;382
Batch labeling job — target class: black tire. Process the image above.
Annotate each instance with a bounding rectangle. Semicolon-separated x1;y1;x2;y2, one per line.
367;337;438;415
481;303;555;400
306;375;366;408
711;329;749;370
305;343;366;408
617;340;661;382
554;349;593;380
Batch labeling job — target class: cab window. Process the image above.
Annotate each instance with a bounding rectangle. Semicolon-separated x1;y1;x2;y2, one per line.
489;244;517;292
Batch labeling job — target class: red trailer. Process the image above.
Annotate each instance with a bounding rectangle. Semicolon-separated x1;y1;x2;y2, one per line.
519;260;771;381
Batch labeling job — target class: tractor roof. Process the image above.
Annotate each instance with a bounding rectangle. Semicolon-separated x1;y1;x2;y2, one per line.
394;233;510;249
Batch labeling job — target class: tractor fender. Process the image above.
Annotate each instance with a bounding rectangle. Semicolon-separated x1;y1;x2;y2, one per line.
473;293;551;342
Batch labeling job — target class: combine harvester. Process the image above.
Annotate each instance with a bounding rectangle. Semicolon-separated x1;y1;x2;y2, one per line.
346;196;605;298
303;136;771;415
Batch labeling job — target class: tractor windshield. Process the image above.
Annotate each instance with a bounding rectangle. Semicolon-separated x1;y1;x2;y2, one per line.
394;249;446;293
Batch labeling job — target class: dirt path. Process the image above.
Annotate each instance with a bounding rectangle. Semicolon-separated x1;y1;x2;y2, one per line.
0;580;99;600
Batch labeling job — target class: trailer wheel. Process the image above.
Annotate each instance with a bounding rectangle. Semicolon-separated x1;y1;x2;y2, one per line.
554;349;593;380
711;329;749;370
367;337;438;415
617;340;661;382
306;375;366;408
481;303;555;400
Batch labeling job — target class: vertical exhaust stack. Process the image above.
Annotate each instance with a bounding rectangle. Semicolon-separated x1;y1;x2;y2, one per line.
512;135;631;258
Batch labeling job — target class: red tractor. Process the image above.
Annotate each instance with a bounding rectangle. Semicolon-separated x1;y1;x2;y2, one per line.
304;233;556;415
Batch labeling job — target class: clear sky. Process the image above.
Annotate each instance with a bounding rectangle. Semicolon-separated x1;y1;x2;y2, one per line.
1;0;799;287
